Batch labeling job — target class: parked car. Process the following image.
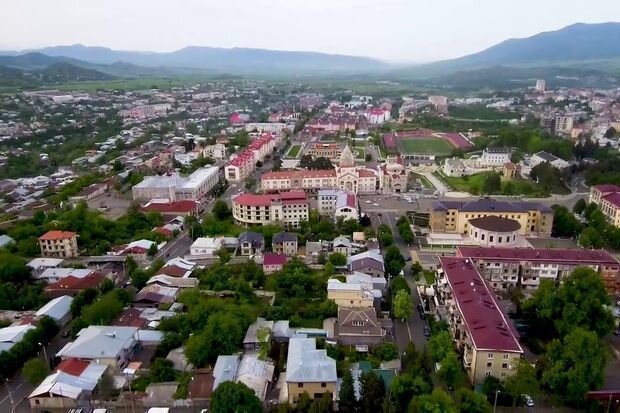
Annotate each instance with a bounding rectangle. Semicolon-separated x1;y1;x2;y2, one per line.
521;394;534;407
423;326;431;337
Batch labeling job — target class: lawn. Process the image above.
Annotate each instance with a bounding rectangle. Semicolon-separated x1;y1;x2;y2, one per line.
400;137;453;155
287;144;302;158
353;148;365;159
439;171;551;197
409;172;433;189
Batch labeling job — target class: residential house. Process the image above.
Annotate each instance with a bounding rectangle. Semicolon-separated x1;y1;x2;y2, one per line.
243;318;274;351
263;253;287;274
213;354;275;402
38;231;79;258
0;234;15;248
27;258;64;277
336;307;384;347
0;324;36;352
56;326;139;371
272;232;298;256
35;295;73;327
285;337;337;403
348;250;385;277
238;231;265;256
333;236;353;256
530;151;569;169
44;271;106;298
134;284;179;308
327;279;376;309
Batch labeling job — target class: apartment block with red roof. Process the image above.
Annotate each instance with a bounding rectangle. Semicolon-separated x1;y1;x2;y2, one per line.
232;191;309;228
225;133;278;183
456;246;620;293
436;257;523;385
261;169;337;193
590;184;620;227
38;231;79;258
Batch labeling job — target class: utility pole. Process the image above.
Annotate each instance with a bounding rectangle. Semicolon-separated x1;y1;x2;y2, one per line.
493;390;500;413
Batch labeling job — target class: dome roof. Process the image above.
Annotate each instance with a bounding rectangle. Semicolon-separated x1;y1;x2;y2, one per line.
468;216;521;232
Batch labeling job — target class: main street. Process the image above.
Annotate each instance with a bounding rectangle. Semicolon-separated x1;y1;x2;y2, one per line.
369;210;429;352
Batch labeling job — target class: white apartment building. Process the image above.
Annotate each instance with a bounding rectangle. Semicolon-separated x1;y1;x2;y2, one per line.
232;191;309;228
480;147;511;166
132;167;220;204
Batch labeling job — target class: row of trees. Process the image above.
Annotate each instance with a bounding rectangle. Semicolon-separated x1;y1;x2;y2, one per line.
396;216;414;244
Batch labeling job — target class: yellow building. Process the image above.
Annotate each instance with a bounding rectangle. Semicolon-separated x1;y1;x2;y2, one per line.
38;230;79;258
436;257;523;385
590;184;620;227
327;279;375;308
430;198;553;237
286;338;337;403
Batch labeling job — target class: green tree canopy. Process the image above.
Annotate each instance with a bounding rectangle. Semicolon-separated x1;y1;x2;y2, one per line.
360;371;385;413
23;358;48;386
210;381;262;413
338;370;358;413
328;252;347;266
408;388;456;413
455;388;492;413
393;289;413;321
384;245;405;277
504;359;539;406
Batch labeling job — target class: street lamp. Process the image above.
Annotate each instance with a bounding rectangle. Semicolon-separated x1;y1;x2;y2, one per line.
493;389;501;413
38;342;48;367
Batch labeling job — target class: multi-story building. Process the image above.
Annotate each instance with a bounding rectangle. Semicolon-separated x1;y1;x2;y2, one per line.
225;133;278;183
285;337;337;404
365;107;391;124
132;167;220;205
305;142;344;160
38;231;79;258
554;116;574;134
480;147;511;166
260;146;381;194
436;257;523;385
430;198;553;237
590;184;620;227
456;246;620;292
231;191;309;228
317;189;358;221
535;79;546;92
428;95;449;113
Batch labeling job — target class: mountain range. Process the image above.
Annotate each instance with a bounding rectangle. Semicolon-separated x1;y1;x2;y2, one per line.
1;22;619;88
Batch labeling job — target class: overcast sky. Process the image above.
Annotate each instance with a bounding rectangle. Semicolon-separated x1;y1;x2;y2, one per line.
1;0;618;62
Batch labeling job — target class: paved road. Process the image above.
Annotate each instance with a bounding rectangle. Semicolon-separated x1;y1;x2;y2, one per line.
369;210;429;352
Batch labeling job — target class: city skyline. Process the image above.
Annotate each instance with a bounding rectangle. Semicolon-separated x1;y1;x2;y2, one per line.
1;0;619;62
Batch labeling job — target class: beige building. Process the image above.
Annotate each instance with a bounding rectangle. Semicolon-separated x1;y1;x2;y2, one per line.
132;167;220;204
327;279;375;308
430;198;553;237
231;191;309;228
436;257;523;385
286;337;337;403
590;184;620;227
305;142;344;160
38;231;79;258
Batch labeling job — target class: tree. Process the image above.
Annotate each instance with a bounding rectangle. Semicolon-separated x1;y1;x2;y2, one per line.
22;358;48;386
384;245;405;277
212;200;231;220
408;388;456;413
150;358;177;382
147;243;158;258
390;374;431;411
551;205;582;237
481;375;504;404
393;289;412;321
428;331;454;362
328;252;347;266
578;226;603;248
455;388;492;413
210;381;262;413
504;359;539;406
573;199;587;215
372;343;399;361
360;371;385;413
339;370;358;413
216;247;232;264
543;328;607;402
365;154;372;162
310;392;334;413
437;351;464;389
97;372;115;399
482;173;501;194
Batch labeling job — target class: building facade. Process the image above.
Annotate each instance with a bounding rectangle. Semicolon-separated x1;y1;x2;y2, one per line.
480;147;511;166
430;198;553;237
132;167;220;204
456;246;620;292
38;231;79;258
590;184;620;227
436;257;523;385
232;191;309;228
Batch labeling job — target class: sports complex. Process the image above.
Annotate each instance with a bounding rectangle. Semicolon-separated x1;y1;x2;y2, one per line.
383;129;473;162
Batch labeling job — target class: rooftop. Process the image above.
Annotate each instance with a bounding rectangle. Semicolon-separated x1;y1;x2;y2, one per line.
439;257;522;353
38;230;76;241
286;337;337;383
57;325;138;359
433;198;552;214
468;216;521;232
456;246;619;265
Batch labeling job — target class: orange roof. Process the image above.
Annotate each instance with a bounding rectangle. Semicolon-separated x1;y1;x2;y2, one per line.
39;230;76;241
57;358;89;376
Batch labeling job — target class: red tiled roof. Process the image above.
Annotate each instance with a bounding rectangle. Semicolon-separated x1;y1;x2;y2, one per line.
261;169;336;180
45;272;105;292
358;169;376;178
279;190;307;200
140;200;198;213
156;265;189;278
439;257;522;353
233;191;307;207
39;230;76;241
153;227;173;237
263;253;287;266
456;246;619;266
602;192;620;209
113;308;147;328
593;184;620;193
56;359;90;376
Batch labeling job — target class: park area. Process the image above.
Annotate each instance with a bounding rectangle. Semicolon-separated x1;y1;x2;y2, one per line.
439;171;552;197
286;144;302;158
399;137;454;155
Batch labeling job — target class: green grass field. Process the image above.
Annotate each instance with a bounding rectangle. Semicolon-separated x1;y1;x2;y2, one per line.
400;137;453;155
439;171;552;197
287;144;302;158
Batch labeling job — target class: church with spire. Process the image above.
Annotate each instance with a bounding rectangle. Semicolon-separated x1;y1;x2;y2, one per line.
260;144;408;195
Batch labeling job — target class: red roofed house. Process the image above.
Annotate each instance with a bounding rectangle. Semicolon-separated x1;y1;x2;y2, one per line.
436;257;523;385
140;200;200;217
456;246;620;293
232;191;309;228
263;253;288;274
44;271;106;298
590;184;620;228
38;231;79;258
317;190;358;221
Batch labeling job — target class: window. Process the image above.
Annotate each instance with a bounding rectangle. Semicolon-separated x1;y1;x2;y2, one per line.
487;362;493;367
503;354;509;360
502;363;508;369
489;235;494;242
321;382;327;388
298;383;303;388
352;320;365;327
487;353;493;359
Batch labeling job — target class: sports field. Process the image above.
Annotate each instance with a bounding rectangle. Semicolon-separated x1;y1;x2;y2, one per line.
399;137;454;155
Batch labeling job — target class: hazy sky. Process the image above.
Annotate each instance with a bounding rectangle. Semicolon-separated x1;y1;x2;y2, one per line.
1;0;618;62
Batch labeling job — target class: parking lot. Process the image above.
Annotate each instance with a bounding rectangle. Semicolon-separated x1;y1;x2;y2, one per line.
87;192;133;220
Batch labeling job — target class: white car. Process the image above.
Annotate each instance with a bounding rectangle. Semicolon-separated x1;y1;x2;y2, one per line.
365;200;372;204
373;203;379;207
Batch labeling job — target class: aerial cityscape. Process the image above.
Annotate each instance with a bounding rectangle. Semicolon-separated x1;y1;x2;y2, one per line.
1;1;620;413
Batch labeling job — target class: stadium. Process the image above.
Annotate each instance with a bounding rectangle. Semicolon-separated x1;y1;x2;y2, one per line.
383;129;473;164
